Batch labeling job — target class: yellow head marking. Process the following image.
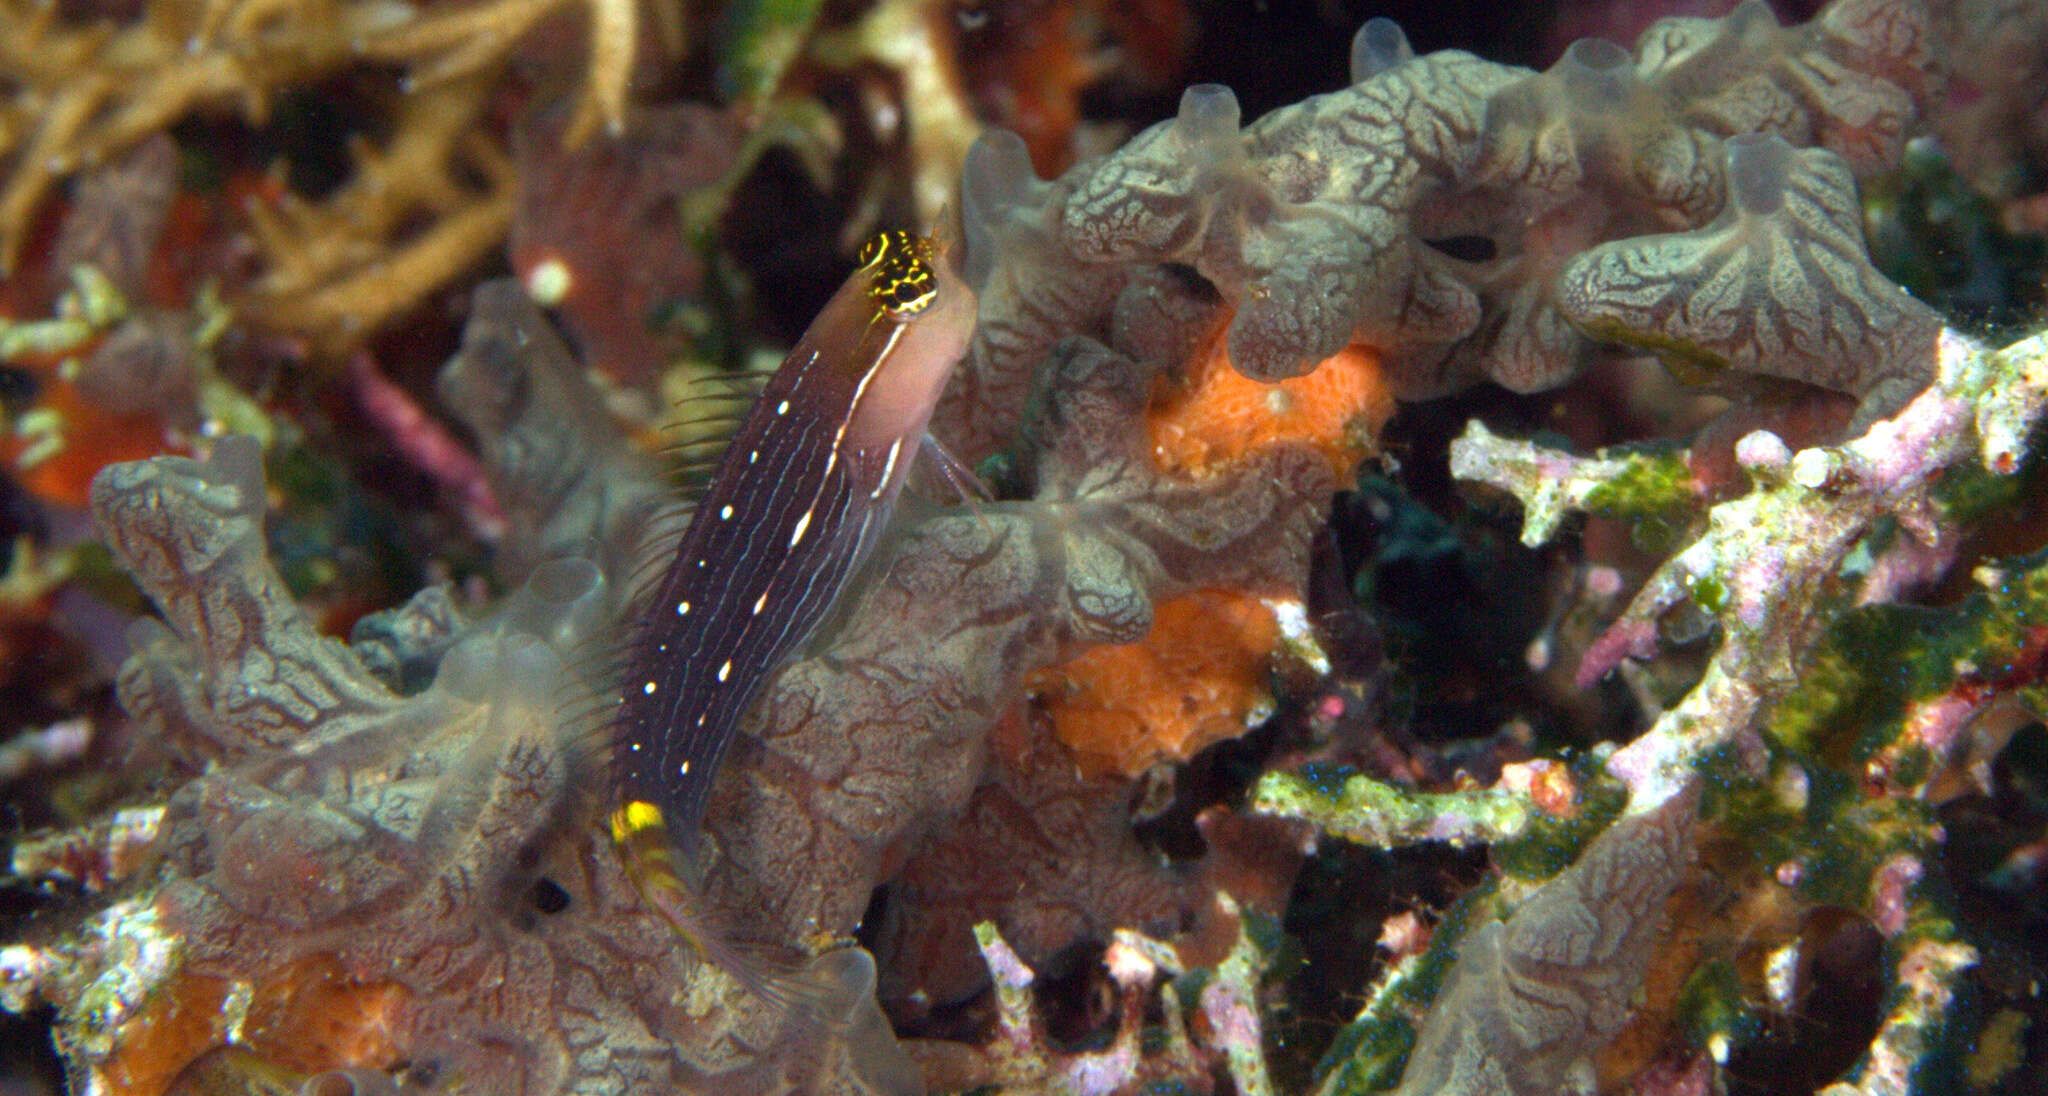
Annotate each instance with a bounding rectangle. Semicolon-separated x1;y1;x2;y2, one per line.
857;230;939;318
610;800;666;844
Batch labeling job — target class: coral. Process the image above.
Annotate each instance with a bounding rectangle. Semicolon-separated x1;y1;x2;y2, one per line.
1465;331;2048;802
238;75;516;353
796;0;1195;228
875;708;1300;1011
4;270;1331;1093
1251;766;1537;850
361;0;674;146
947;0;1939;458
1444;327;2048;1095
0;138;253;508
0;0;688;358
0;0;365;272
919;908;1283;1096
922;921;1207;1094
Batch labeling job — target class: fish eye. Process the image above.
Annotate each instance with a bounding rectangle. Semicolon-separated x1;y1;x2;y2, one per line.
879;269;937;315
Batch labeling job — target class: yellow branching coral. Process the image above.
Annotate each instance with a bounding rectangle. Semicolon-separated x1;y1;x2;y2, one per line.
361;0;684;145
239;74;514;350
0;0;373;272
0;0;674;349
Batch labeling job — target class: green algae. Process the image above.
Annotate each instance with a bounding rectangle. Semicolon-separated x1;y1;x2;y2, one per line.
1676;958;1761;1060
713;0;828;103
1310;1014;1414;1096
1767;545;2048;767
1690;572;1729;615
1579;445;1695;521
1489;765;1627;882
1309;881;1495;1096
1577;444;1699;554
1570;314;1731;384
1251;769;1533;849
1695;740;1939;914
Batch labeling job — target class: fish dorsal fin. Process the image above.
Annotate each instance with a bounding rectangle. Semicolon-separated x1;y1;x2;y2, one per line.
654;367;775;500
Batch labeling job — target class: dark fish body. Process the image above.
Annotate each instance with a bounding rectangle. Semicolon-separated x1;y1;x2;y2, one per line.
608;230;976;866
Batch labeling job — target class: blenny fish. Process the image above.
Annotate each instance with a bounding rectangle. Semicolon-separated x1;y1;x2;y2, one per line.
606;228;976;975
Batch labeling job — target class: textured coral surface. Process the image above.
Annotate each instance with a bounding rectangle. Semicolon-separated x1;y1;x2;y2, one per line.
4;1;2047;1095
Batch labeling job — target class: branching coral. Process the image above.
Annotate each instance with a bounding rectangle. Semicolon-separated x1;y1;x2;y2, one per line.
360;0;677;146
239;75;516;352
1449;327;2048;1095
0;0;687;359
0;0;371;272
876;707;1307;1013
0;137;270;508
1461;331;2048;803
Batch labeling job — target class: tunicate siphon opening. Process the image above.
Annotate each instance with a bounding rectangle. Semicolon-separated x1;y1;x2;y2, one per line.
1349;18;1413;83
1727;134;1794;217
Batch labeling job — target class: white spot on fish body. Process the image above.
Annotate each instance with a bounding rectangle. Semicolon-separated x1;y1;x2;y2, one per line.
643;681;658;695
872;438;904;499
753;592;768;614
720;505;734;519
790;509;813;546
677;601;691;615
680;761;691;775
776;400;790;415
718;660;732;682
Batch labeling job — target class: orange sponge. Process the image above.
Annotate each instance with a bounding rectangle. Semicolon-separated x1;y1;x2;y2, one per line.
1037;591;1279;778
1148;323;1394;480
